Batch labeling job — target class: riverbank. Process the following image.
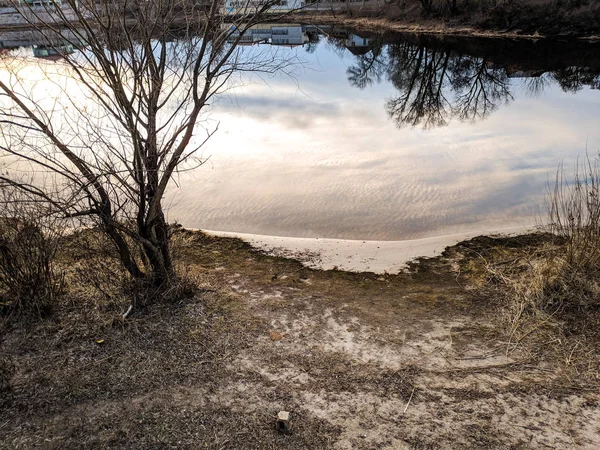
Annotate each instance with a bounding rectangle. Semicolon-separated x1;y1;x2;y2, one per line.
293;10;600;40
1;228;598;448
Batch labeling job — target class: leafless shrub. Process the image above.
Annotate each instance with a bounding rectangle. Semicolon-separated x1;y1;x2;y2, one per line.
0;191;64;319
0;0;304;310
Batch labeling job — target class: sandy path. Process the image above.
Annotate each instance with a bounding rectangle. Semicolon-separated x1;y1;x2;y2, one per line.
214;247;600;449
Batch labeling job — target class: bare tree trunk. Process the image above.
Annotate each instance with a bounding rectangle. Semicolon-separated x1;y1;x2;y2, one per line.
104;221;146;280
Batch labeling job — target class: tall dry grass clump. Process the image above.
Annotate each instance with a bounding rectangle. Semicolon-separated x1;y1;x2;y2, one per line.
473;154;600;376
489;155;600;318
545;155;600;310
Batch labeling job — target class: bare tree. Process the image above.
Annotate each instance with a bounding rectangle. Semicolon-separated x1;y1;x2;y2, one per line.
0;0;300;292
450;55;511;122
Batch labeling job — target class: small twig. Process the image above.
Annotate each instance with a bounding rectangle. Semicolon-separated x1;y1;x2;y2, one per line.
92;354;115;366
79;353;115;370
433;360;527;374
566;340;581;366
521;365;554;372
122;304;133;320
456;352;497;361
512;424;543;431
403;386;416;413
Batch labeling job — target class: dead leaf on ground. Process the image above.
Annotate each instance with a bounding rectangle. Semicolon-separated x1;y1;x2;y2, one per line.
269;330;283;341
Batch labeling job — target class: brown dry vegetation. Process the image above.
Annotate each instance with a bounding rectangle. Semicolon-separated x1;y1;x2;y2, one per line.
448;233;600;381
1;228;599;448
297;0;600;38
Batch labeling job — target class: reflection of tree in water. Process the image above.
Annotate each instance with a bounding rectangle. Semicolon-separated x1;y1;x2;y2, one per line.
449;57;511;123
385;43;454;128
552;67;600;93
342;36;600;129
521;75;552;97
347;41;512;128
346;44;386;89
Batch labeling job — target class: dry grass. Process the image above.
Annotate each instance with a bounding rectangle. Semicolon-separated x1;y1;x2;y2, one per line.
445;156;600;384
548;155;600;303
60;227;202;316
0;229;348;448
0;217;64;319
453;232;600;383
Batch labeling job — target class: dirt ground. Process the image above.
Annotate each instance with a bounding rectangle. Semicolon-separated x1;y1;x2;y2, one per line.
1;230;599;449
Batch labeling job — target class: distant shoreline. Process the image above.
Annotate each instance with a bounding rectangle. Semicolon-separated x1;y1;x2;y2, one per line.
290;12;600;41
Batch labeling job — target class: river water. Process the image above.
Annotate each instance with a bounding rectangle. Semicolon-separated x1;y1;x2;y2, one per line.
3;24;600;242
165;26;600;241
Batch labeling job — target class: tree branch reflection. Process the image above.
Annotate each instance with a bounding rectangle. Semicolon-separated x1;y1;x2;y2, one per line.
343;34;600;129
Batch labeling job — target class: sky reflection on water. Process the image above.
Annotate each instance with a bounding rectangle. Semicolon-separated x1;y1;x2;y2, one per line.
167;29;600;240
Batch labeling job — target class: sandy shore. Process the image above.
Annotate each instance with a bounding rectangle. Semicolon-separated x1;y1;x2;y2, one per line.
204;226;531;273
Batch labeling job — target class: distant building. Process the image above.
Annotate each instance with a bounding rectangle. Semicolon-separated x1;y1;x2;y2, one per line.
271;25;308;46
346;34;369;47
226;23;308;47
0;0;79;27
32;43;74;59
224;0;302;14
0;27;80;61
20;0;62;6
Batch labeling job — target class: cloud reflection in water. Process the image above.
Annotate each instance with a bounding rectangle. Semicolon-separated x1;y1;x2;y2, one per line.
167;30;600;240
